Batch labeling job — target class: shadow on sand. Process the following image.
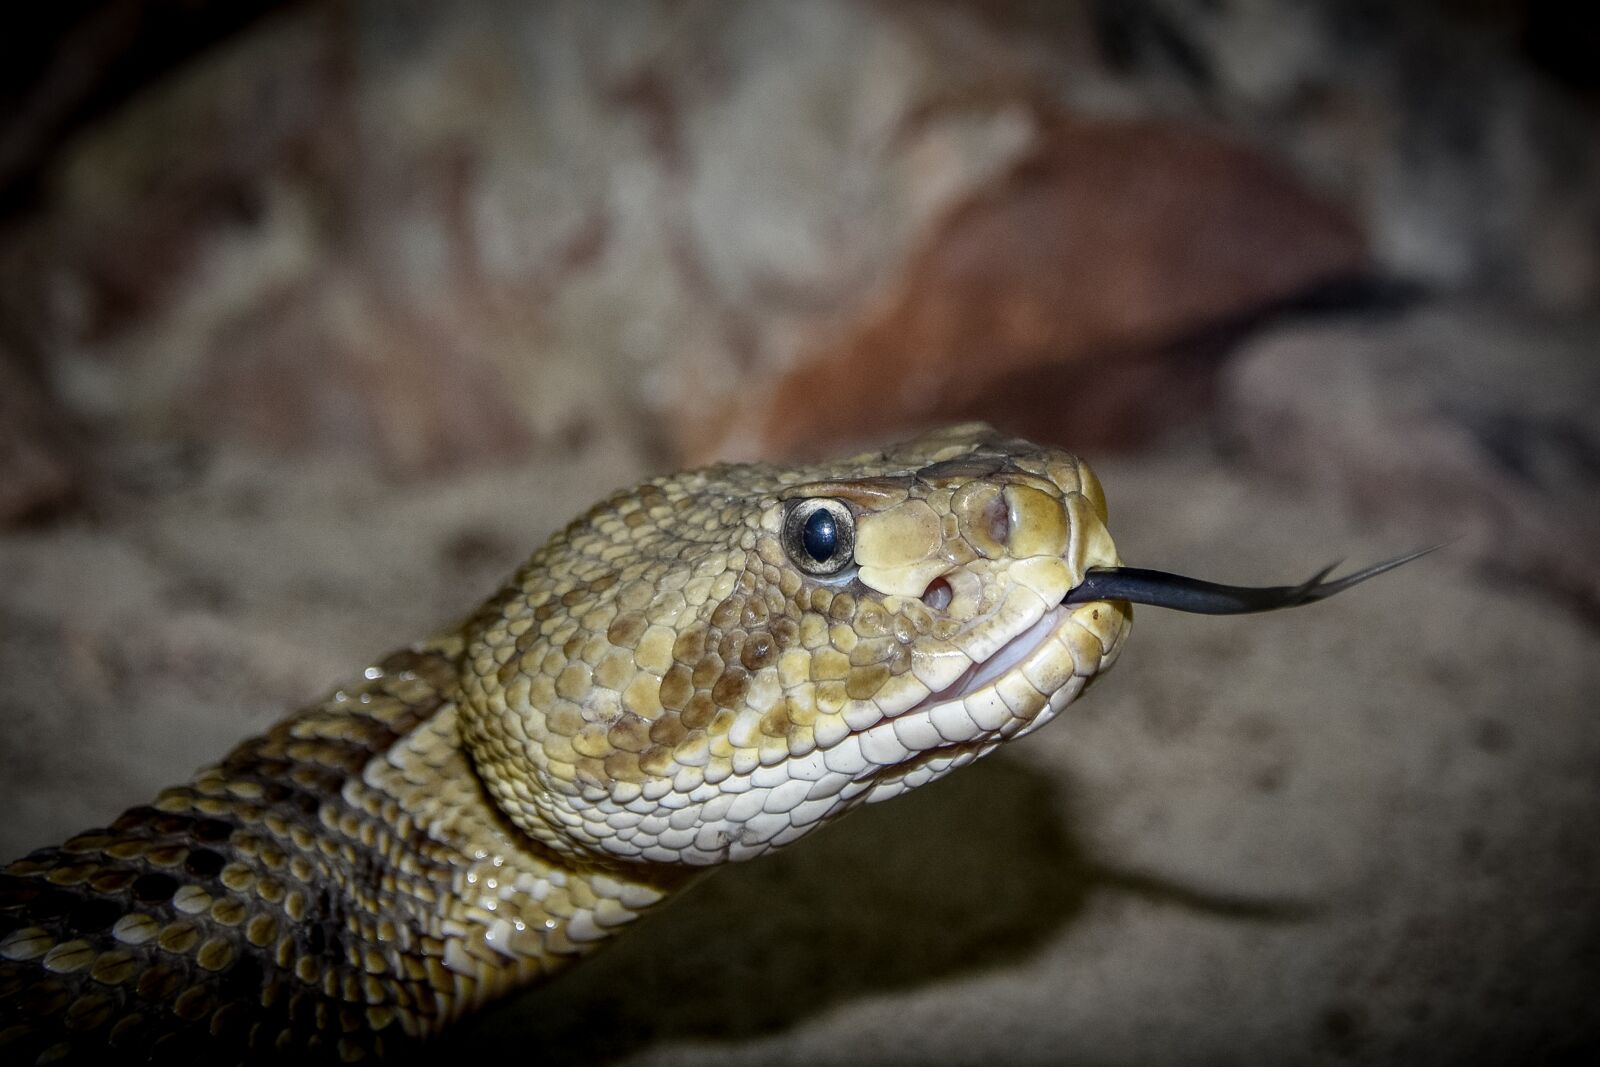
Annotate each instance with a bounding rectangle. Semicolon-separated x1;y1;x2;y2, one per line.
444;752;1314;1062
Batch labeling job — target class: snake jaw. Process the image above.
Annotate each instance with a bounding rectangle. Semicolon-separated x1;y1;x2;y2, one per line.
853;592;1130;808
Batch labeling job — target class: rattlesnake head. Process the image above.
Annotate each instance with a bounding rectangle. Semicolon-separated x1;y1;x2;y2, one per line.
459;422;1130;867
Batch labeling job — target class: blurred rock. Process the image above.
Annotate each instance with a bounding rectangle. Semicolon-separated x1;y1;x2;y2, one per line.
0;2;1022;473
0;348;78;524
2;0;1594;489
0;0;297;210
958;0;1600;311
0;0;1369;478
697;117;1364;461
1221;303;1600;623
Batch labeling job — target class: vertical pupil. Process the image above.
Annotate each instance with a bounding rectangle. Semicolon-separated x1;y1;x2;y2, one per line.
802;509;837;561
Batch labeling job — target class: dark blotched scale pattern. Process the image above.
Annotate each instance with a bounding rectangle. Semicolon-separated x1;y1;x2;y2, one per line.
0;647;466;1064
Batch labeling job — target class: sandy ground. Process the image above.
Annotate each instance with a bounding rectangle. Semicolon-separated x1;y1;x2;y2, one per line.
1;434;1596;1064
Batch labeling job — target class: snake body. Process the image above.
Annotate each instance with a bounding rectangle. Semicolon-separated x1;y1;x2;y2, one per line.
0;425;1130;1062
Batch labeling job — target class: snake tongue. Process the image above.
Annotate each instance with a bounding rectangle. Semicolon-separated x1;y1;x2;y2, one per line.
1060;545;1442;615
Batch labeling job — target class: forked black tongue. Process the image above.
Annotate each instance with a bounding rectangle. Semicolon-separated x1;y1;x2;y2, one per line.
1061;545;1441;615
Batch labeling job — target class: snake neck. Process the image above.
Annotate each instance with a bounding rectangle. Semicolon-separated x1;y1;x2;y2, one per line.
362;654;692;1013
0;635;688;1063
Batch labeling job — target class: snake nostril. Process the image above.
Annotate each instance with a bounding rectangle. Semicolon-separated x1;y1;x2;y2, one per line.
922;577;953;611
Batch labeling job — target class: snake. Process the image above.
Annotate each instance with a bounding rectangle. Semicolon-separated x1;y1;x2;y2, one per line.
0;424;1424;1063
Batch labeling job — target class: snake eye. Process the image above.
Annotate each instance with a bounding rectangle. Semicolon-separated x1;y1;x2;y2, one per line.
783;499;855;576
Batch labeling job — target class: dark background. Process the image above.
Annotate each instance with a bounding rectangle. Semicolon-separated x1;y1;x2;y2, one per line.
1;2;1597;1063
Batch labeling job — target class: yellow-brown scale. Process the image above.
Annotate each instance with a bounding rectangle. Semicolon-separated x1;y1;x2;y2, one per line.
1;425;1131;1063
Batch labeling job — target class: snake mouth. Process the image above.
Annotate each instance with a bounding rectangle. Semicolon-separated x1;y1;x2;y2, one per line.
843;601;1114;779
923;606;1070;708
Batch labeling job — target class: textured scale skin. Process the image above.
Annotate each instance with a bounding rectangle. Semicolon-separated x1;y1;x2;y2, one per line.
0;425;1131;1063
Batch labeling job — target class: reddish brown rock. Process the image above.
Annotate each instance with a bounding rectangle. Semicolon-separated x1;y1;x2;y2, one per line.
690;119;1365;462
